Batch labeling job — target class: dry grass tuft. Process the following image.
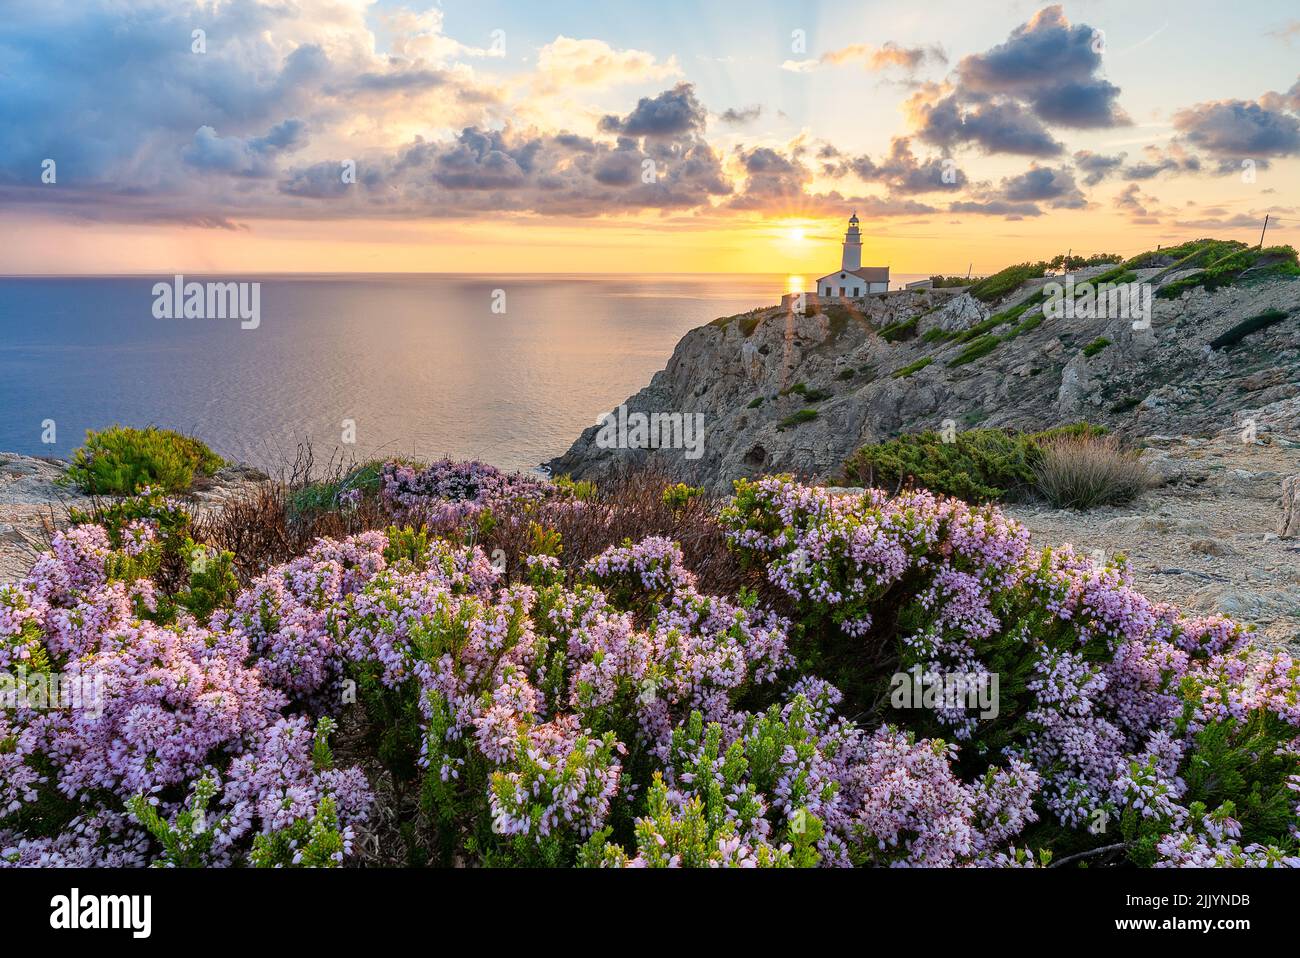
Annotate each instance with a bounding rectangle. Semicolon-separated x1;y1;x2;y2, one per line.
1032;436;1154;509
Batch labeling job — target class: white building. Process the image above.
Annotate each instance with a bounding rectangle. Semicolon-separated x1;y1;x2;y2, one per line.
816;213;889;298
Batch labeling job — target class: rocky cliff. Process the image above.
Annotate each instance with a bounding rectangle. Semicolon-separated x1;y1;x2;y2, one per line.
547;265;1300;492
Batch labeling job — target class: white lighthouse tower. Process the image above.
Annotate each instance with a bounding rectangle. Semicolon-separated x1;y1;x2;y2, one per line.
841;210;863;271
814;211;890;299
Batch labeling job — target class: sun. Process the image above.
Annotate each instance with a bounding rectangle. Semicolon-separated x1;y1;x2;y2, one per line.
786;226;805;243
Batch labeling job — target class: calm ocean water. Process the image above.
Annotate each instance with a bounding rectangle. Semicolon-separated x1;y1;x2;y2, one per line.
0;273;819;473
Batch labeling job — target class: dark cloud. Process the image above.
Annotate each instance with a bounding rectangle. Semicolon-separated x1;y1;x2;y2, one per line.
183;120;308;177
717;104;762;125
1073;149;1125;186
948;199;1042;218
913;95;1063;156
909;6;1126;159
833;137;967;193
955;5;1127;129
598;83;707;137
1172;99;1300;158
998;164;1086;207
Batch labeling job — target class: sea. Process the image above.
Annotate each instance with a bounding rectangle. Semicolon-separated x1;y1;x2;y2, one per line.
0;272;926;473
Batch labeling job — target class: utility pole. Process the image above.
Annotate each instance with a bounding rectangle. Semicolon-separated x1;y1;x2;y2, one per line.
1259;214;1270;249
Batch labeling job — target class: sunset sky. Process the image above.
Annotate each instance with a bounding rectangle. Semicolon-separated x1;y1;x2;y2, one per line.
1;0;1298;276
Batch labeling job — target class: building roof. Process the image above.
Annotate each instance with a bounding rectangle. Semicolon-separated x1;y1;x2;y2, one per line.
816;266;890;283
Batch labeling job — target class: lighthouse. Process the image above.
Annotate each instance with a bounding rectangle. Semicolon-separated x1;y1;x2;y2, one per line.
842;211;863;271
814;212;890;299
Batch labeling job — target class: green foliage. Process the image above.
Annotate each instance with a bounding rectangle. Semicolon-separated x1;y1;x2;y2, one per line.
1209;309;1290;350
1048;252;1122;271
582;707;824;867
891;356;934;379
127;777;221;868
1156;244;1299;298
250;796;348;868
291;460;385;516
836;368;856;380
68;488;193;549
783;382;831;402
1081;337;1112;358
842;424;1107;502
65;425;224;495
777;408;819;429
879;315;918;342
384;524;431;565
746;395;765;408
922;326;955;344
662;483;705;510
948;335;1001;368
966;262;1048;303
553;474;598;501
526;520;563;557
954;290;1046;344
929;275;976;288
175;538;239;621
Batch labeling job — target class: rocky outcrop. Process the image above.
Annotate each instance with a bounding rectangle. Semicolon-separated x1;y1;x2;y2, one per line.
547;269;1300;493
1281;474;1300;538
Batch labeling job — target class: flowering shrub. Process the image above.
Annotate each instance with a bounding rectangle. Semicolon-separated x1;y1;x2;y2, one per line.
0;521;370;868
2;465;1296;868
380;459;553;525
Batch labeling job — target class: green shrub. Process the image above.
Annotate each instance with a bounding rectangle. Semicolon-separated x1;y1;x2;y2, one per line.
929;275;976;288
1081;337;1112;358
553;474;598;501
1155;245;1299;299
291;460;387;516
948;335;1001;368
890;357;933;379
65;425;224;495
784;382;831;402
966;262;1048;303
842;424;1106;502
879;315;918;342
921;327;954;344
746;395;765;408
777;408;819;429
836;368;857;380
662;483;706;510
1209;309;1290;350
68;487;193;549
175;538;240;622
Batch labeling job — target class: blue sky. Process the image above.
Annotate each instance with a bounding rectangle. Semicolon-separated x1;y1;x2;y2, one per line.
0;0;1296;273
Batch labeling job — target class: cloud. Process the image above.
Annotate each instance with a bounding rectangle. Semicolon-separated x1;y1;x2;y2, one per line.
1113;183;1159;221
1073;149;1126;186
948;199;1042;218
910;90;1064;156
183;120;309;177
998;164;1086;208
1172;98;1300;158
954;5;1127;129
717;105;762;126
1173;207;1290;229
598;83;708;137
1266;21;1300;44
907;6;1127;158
830;137;967;193
783;41;946;74
534;36;681;91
